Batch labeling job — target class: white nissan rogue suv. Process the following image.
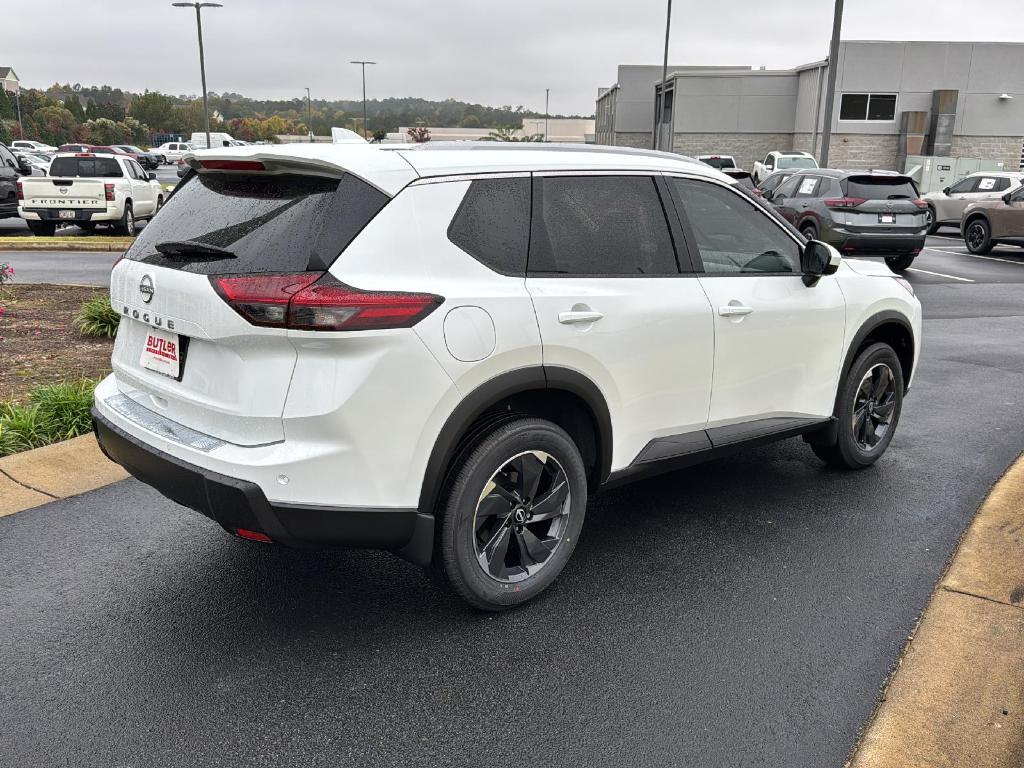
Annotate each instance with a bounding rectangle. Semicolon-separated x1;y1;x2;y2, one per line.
92;142;922;610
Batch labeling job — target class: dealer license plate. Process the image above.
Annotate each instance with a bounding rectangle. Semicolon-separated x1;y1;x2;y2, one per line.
879;213;895;224
139;327;181;378
59;210;77;219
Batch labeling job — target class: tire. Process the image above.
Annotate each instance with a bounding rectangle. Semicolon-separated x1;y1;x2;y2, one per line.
800;222;818;241
436;417;587;611
153;196;164;217
925;204;939;235
811;342;904;470
27;220;56;236
964;217;993;255
115;202;135;236
884;254;915;272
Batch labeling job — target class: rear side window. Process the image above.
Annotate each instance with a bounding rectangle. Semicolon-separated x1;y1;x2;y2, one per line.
529;176;679;276
448;177;530;275
49;157;123;178
124;173;388;275
844;177;919;200
975;177;1010;192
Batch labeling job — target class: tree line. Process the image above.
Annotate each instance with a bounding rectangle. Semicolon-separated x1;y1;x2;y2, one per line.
0;82;591;147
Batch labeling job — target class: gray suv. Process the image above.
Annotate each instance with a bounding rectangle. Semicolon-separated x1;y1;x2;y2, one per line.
763;170;928;272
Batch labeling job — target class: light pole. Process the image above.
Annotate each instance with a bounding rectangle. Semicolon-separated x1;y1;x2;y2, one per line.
172;2;222;149
305;87;313;141
544;88;550;142
14;86;23;138
654;0;672;150
350;61;376;139
819;0;844;166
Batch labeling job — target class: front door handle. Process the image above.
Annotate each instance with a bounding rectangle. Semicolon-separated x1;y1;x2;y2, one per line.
558;310;604;325
718;304;754;317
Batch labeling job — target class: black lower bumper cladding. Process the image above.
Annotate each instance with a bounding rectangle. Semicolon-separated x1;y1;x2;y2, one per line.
91;409;433;565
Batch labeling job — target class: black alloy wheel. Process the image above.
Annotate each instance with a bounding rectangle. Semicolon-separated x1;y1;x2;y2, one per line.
852;363;897;451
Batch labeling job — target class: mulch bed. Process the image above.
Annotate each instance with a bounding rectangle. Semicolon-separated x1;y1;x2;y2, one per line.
0;283;114;403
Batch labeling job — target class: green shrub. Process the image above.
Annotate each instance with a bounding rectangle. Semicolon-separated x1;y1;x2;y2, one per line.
75;295;121;338
0;379;97;457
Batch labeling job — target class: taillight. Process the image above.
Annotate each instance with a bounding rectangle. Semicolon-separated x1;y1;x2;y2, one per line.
199;160;266;171
236;528;272;543
16;180;23;200
825;197;867;209
211;272;443;331
912;199;929;209
104;183;115;202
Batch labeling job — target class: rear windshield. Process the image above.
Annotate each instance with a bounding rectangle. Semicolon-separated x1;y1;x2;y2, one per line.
776;156;817;170
844;176;919;200
124;172;389;275
700;157;736;169
49;157;123;178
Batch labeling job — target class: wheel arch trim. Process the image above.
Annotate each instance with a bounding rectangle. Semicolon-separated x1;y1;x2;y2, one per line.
837;310;915;407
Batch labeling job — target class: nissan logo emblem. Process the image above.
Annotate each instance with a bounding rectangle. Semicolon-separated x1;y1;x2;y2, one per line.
139;274;155;304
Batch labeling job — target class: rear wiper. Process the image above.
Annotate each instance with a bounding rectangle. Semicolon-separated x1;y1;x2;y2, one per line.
887;194;911;200
155;240;237;259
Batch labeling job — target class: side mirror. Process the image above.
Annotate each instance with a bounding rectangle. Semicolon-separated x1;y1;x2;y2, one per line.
761;189;774;202
17;158;33;175
942;187;951;196
1002;191;1014;204
801;240;841;286
147;172;157;181
772;192;786;204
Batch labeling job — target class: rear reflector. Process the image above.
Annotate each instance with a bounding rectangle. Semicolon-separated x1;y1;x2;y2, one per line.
199;160;266;171
236;528;272;543
825;197;867;209
211;272;443;331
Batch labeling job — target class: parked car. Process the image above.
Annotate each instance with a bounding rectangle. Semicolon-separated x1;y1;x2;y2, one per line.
720;168;756;194
922;171;1024;234
112;145;162;171
961;185;1024;254
0;142;34;219
12;150;50;175
17;151;163;236
151;141;193;164
753;151;818;184
764;169;928;272
57;144;126;155
57;143;92;153
11;139;57;154
90;143;921;610
755;169;798;199
697;154;737;170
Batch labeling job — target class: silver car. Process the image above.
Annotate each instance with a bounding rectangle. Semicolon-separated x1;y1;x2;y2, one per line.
923;171;1024;233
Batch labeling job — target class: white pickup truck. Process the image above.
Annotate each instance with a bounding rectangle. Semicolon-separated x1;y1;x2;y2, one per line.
17;152;164;236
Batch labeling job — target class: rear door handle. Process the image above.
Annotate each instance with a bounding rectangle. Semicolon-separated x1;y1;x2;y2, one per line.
558;310;604;325
718;305;754;317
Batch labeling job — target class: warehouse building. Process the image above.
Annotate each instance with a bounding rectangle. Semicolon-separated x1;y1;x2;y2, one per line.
596;41;1024;173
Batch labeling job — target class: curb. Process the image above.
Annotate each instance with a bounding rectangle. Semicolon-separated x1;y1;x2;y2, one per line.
0;433;128;517
0;241;131;252
846;453;1024;768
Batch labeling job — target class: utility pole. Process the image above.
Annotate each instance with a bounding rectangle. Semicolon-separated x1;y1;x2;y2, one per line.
172;2;223;149
350;61;376;139
654;0;672;150
14;86;23;138
305;87;313;141
544;88;550;142
819;0;844;167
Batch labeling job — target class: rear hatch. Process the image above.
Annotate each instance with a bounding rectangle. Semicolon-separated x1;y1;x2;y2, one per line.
109;167;391;446
21;155;120;211
828;175;927;233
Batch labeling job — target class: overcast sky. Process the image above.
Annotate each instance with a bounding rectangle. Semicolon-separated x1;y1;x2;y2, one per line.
7;0;1023;115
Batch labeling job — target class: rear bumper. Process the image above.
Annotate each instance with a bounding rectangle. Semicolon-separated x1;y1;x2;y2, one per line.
824;229;926;256
92;409;434;565
19;207;120;223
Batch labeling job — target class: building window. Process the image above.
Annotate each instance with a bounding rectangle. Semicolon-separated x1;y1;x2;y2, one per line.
839;93;897;121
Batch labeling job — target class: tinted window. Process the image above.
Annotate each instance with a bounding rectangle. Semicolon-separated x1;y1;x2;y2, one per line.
844;177;919;200
948;177;977;194
840;94;869;120
867;94;897;120
448;177;530;275
49;157;123;178
125;173;388;275
529;176;678;276
841;93;897;121
0;145;16;167
759;172;789;192
773;175;803;199
776;156;818;170
672;178;801;274
700;157;736;170
975;177;1010;193
794;175;822;198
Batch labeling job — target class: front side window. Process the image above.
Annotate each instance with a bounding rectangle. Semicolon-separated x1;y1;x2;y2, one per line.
948;177;977;194
773;175;803;200
840;93;897;121
672;178;801;274
529;176;679;276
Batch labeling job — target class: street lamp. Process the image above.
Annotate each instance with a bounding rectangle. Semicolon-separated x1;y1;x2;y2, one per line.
654;0;672;150
818;0;844;167
172;2;223;149
305;87;313;141
544;88;550;142
350;61;376;139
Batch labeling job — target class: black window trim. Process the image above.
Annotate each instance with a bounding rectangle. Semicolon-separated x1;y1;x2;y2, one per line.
526;171;691;279
663;172;807;278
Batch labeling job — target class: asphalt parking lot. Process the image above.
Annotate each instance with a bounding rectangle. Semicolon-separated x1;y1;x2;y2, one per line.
2;236;1023;766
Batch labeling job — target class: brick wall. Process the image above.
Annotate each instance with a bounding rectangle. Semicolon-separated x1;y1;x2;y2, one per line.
611;132;653;149
670;133;794;172
950;136;1024;171
823;134;901;170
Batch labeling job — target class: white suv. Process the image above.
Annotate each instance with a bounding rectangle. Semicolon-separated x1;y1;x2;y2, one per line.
92;143;921;610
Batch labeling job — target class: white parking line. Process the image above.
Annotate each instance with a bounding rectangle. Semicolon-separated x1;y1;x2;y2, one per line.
926;247;1024;265
906;267;975;282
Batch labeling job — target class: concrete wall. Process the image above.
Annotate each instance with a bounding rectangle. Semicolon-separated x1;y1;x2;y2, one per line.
669;72;799;134
671;132;794;170
950;136;1024;171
